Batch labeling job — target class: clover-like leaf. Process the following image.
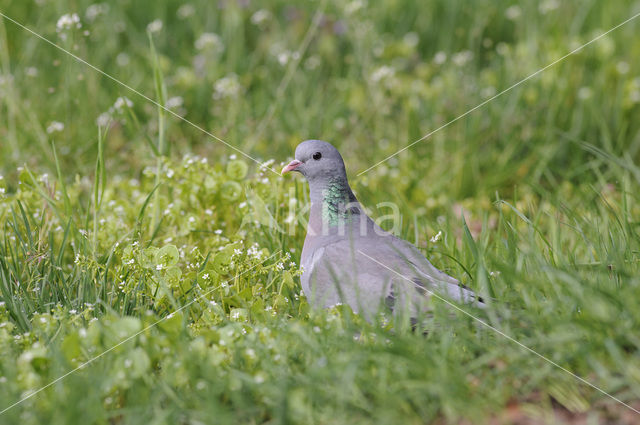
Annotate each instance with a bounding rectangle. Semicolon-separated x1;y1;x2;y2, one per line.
212;250;232;275
126;347;151;379
226;160;248;180
139;246;158;269
155;244;179;267
220;181;242;202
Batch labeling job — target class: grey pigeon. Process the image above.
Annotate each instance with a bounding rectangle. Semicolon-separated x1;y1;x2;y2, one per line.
282;140;484;320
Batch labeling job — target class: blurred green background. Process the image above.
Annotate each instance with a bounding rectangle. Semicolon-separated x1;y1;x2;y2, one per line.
2;0;639;197
1;1;640;424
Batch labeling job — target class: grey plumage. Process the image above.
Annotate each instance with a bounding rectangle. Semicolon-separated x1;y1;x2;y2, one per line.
282;140;484;320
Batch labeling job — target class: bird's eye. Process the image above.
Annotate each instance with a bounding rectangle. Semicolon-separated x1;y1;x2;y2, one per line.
312;152;322;160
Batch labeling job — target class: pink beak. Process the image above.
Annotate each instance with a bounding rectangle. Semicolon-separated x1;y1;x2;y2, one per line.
281;159;303;175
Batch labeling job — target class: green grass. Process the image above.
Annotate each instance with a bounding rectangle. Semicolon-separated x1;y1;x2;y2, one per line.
1;0;640;423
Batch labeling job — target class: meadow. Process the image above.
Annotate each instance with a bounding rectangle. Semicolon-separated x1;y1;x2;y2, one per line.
1;0;640;423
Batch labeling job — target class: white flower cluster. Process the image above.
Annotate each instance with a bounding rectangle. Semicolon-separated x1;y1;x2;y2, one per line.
433;51;447;65
113;96;133;111
452;50;474;66
246;243;263;260
370;66;395;84
251;10;271;26
177;4;195;19
56;13;82;35
147;19;163;33
85;3;109;22
55;13;82;41
46;121;65;134
195;33;224;53
504;5;521;20
539;0;559;14
213;74;242;99
96;96;134;127
165;96;184;109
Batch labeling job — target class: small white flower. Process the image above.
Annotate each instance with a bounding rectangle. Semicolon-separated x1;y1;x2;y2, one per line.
112;96;133;112
165;96;184;109
251;10;271;25
213;74;242;99
69;309;77;314
177;4;195;19
214;229;223;234
430;231;442;243
96;112;111;127
370;66;395;83
116;52;130;67
403;32;419;48
577;87;592;100
305;56;321;70
539;0;559;14
277;51;291;66
345;0;366;15
195;33;223;53
56;13;82;32
616;61;630;75
85;3;109;22
496;42;509;56
505;5;521;20
146;19;163;33
46;121;65;134
452;50;473;66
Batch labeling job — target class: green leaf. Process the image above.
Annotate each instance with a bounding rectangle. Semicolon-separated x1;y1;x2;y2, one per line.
212;251;232;275
226;160;248;180
126;347;151;379
156;244;179;267
220;181;242;202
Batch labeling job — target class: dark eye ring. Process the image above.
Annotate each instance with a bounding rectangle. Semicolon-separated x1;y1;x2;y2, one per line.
312;152;322;160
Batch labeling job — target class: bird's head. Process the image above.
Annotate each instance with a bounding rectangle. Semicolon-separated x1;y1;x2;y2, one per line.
281;140;347;182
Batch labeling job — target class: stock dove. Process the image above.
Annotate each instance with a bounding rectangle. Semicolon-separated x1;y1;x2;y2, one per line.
282;140;484;320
